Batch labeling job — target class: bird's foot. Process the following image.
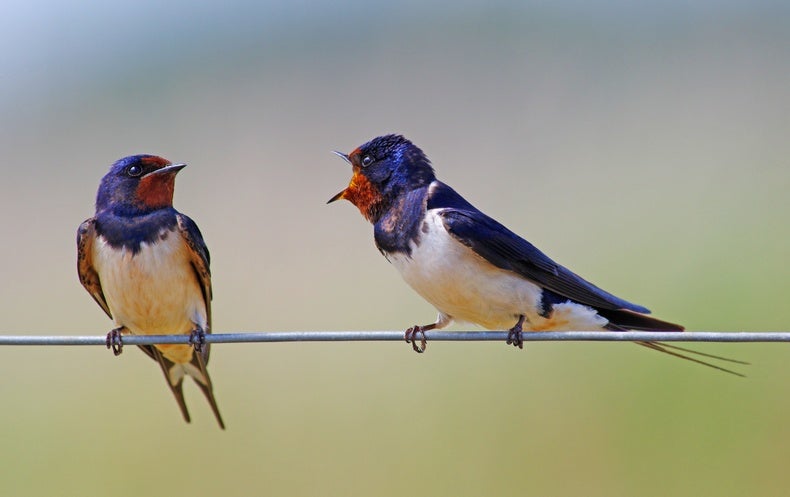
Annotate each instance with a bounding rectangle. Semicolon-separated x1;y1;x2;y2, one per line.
405;324;435;353
506;315;526;350
106;327;124;356
189;328;206;352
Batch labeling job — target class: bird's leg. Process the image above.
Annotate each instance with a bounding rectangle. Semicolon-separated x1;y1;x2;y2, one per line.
106;327;125;356
189;327;207;353
405;323;436;354
506;315;526;349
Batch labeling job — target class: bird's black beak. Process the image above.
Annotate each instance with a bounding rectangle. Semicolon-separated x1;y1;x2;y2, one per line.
332;150;351;164
328;151;351;203
144;163;186;178
327;189;346;204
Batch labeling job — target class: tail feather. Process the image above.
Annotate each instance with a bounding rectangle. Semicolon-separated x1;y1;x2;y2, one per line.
191;347;226;429
599;308;684;331
602;316;747;377
653;342;750;365
636;341;746;377
140;344;225;429
143;345;193;423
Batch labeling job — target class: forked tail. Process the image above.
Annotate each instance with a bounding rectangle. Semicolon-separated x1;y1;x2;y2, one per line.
600;310;748;377
141;344;226;428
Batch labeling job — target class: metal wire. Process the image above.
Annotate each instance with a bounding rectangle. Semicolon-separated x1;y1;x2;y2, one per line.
0;331;787;346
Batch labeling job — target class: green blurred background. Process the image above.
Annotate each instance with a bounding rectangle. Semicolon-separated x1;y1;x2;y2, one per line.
1;1;788;496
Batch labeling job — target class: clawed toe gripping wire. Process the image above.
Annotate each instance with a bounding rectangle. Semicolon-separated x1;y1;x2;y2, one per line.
106;328;124;355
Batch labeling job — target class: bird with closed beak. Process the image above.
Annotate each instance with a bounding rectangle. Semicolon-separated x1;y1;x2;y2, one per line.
78;155;225;427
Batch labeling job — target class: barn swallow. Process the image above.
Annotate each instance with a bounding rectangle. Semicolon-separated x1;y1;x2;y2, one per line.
77;155;225;427
329;134;746;375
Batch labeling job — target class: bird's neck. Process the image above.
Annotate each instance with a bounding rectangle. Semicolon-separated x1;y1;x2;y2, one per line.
344;174;388;223
95;208;178;253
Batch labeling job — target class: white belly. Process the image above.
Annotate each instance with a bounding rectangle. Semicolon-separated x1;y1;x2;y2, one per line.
92;230;207;339
387;210;608;331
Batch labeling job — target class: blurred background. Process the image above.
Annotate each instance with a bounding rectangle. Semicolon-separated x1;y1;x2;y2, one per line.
0;1;788;495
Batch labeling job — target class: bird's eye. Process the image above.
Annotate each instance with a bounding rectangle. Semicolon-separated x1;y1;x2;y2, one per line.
127;165;143;177
361;155;374;167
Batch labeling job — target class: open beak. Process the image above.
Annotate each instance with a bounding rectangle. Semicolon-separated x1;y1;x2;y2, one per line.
327;151;351;203
332;150;351;164
144;163;186;178
327;189;347;204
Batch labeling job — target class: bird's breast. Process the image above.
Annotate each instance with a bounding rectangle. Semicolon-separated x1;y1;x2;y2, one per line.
92;228;207;341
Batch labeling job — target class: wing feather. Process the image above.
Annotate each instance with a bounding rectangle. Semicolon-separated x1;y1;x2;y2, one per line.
176;213;212;331
430;183;649;313
76;218;112;319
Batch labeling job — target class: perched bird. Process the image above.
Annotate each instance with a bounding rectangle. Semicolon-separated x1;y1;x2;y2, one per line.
77;155;225;427
329;134;745;375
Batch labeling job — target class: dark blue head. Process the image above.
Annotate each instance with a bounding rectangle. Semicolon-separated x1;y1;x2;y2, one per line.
95;155;186;215
328;134;435;222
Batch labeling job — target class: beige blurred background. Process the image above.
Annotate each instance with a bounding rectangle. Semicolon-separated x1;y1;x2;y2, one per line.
1;1;788;496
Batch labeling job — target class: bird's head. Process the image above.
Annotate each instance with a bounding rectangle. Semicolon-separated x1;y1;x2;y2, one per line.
95;155;186;215
328;134;435;222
